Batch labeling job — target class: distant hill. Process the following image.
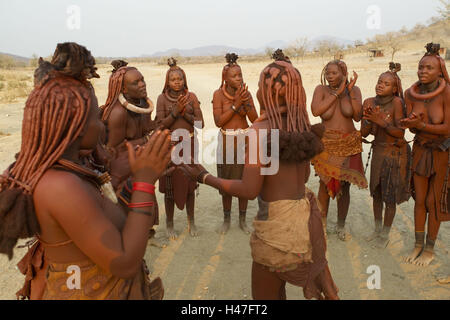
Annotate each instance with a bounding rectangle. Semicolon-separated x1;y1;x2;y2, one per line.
147;45;261;58
146;36;353;58
0;52;30;63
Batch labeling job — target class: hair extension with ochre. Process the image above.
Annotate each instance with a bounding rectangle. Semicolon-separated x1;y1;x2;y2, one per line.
320;59;348;87
259;49;324;162
220;53;241;89
162;57;189;94
421;43;450;84
381;62;404;100
0;42;95;259
100;60;137;121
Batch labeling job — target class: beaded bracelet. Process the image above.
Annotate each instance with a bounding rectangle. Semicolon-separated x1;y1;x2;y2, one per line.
196;170;209;184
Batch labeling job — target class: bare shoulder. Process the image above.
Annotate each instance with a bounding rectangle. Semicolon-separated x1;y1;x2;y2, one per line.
212;89;225;107
404;88;412;100
213;88;222;97
34;169;94;213
156;93;167;105
188;91;198;100
212;89;223;101
444;83;450;96
314;84;326;92
188;92;200;104
109;101;127;120
392;96;403;106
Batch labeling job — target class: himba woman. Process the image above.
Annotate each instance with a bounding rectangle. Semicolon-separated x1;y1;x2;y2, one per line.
0;42;171;300
213;53;258;234
400;43;450;266
180;50;339;300
100;60;157;194
361;62;411;249
100;60;164;247
311;60;367;241
156;58;204;239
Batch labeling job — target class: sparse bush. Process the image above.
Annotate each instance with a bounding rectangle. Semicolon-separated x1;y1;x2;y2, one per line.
265;47;274;59
0;71;32;103
438;0;449;20
29;54;39;68
384;32;403;61
8;80;27;89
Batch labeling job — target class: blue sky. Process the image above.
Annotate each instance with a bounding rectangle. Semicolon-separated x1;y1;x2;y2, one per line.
0;0;442;57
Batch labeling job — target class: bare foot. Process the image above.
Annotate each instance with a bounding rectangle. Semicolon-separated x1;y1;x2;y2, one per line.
217;220;231;235
437;276;450;284
166;222;178;240
239;220;252;235
404;246;423;263
335;225;351;242
413;249;434;267
373;236;390;249
188;222;199;237
366;231;380;242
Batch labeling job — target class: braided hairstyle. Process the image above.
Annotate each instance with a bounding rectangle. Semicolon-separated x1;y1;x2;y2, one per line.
162;57;189;94
111;59;128;71
258;49;324;163
380;62;403;100
220;53;241;89
321;59;349;87
100;60;137;121
0;42;96;259
421;43;450;84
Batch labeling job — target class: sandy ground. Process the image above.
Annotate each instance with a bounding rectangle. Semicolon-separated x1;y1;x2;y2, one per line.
0;52;449;300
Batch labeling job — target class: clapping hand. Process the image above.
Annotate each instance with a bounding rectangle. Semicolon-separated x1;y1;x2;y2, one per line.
399;112;424;129
363;106;389;127
347;71;358;92
175;94;189;115
127;130;173;184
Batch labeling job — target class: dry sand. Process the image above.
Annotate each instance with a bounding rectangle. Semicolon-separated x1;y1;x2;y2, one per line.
0;52;449;300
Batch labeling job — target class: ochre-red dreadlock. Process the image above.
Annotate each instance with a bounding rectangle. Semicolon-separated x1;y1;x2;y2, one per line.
259;49;310;133
421;43;450;84
321;59;348;87
220;53;241;89
408;43;450;102
381;62;404;100
0;42;96;259
258;49;324;163
100;61;137;121
163;57;189;94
